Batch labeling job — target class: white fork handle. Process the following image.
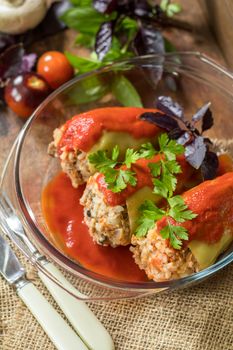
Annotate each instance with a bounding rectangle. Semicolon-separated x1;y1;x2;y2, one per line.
38;262;115;350
18;282;88;350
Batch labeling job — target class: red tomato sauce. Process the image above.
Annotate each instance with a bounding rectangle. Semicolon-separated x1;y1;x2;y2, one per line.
42;172;147;282
157;172;233;245
217;154;233;176
96;155;194;206
58;107;160;153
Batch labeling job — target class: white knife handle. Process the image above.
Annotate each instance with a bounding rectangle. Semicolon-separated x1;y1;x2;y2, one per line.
17;282;88;350
38;262;115;350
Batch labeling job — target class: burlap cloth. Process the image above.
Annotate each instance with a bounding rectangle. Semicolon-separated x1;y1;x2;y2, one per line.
1;140;233;350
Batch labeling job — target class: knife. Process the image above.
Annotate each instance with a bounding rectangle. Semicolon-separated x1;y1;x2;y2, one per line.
0;234;88;350
0;193;115;350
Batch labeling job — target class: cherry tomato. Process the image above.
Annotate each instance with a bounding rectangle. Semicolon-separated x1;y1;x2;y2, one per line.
4;72;51;119
37;51;74;89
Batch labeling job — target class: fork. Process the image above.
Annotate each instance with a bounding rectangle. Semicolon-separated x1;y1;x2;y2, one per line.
0;193;115;350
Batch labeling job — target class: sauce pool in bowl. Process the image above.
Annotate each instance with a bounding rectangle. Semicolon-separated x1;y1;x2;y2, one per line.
42;172;147;282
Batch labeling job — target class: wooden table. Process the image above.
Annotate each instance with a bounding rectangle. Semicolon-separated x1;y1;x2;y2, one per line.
1;1;233;350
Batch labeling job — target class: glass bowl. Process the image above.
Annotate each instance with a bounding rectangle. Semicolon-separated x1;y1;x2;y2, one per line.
2;52;233;301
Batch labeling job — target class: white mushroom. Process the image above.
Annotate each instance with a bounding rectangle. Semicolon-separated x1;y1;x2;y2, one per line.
0;0;50;34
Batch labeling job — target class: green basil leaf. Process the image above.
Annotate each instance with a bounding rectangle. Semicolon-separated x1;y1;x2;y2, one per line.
65;51;101;74
64;75;109;105
111;75;143;107
61;7;114;34
70;0;92;5
75;33;95;48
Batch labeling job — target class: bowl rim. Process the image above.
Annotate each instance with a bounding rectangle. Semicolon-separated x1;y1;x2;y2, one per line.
13;51;233;291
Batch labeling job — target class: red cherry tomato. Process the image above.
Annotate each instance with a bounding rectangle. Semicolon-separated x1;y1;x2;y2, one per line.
37;51;74;89
4;72;51;119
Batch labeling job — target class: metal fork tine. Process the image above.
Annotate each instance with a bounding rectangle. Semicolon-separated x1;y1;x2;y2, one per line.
0;192;38;256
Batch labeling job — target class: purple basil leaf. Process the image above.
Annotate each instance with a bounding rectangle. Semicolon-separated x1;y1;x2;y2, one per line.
177;131;192;145
202;108;214;133
0;33;15;55
192;101;211;123
133;24;164;86
0;44;24;81
95;21;114;61
185;136;207;169
156;96;183;119
134;23;164;55
168;127;184;140
201;151;219;180
93;0;118;13
21;53;37;72
133;0;152;17
140;111;179;131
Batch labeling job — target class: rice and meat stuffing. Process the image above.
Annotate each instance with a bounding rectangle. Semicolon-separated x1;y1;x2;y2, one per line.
80;174;131;247
131;228;199;282
48;126;93;188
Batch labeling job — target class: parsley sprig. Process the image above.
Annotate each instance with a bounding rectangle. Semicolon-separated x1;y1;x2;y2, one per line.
139;133;184;198
135;133;198;249
136;196;197;249
88;145;141;193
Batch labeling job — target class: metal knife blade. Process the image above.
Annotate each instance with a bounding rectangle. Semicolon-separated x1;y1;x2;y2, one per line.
0;234;25;285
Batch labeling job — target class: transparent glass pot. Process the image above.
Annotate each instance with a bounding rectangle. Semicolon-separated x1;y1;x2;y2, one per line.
1;52;233;301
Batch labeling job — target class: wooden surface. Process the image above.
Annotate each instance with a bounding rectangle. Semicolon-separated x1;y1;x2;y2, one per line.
0;1;232;349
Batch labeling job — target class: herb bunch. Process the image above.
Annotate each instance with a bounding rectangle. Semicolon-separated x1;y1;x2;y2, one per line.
61;0;184;106
135;133;197;249
140;96;219;180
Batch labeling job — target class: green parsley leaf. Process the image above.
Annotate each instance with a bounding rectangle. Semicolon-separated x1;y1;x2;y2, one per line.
160;224;188;250
139;199;165;218
124;149;141;168
112;145;120;162
162;171;177;196
158;134;184;161
122;169;137;187
89;146;139;193
167;195;186;208
139;142;156;159
165;139;184;157
108;169;137;193
104;167;118;184
135;217;155;237
135;200;165;237
153;178;169;198
158;133;169;151
88;149;118;172
149;162;162;177
164;160;182;174
168;195;198;222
